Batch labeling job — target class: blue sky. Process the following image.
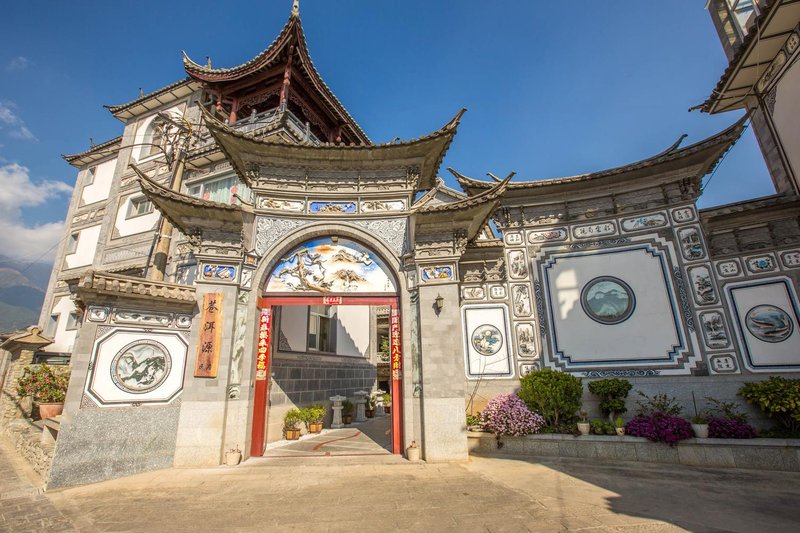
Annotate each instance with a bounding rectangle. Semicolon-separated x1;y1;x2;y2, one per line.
0;1;774;264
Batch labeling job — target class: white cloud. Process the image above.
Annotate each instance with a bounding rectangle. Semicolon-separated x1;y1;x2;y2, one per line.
0;163;72;261
6;56;30;71
0;101;38;142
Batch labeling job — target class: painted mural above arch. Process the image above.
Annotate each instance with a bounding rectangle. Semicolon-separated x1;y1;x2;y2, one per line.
265;237;397;293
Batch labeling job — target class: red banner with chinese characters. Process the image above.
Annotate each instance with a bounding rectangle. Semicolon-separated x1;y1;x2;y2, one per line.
256;308;272;381
195;293;223;378
390;308;402;379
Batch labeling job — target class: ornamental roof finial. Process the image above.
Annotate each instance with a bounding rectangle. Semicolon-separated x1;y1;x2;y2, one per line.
291;0;299;17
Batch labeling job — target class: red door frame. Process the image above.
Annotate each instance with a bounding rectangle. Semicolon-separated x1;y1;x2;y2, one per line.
250;294;403;456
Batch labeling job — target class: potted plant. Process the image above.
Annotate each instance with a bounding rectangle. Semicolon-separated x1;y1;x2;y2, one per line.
225;445;242;466
303;404;326;433
342;400;354;424
588;378;632;423
16;364;70;420
615;417;625;436
690;391;709;438
382;393;392;414
577;411;590;435
283;408;303;440
365;395;375;418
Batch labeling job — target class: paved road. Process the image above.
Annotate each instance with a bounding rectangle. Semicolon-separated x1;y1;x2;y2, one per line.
2;435;800;532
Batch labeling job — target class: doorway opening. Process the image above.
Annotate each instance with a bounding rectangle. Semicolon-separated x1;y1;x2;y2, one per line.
250;237;403;457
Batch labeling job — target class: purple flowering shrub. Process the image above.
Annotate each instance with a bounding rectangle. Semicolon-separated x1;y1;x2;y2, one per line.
708;416;756;439
624;412;693;446
480;394;545;436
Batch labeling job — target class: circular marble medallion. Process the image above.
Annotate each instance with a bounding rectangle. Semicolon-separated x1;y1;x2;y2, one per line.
580;276;636;325
745;305;793;343
471;324;503;356
110;340;171;394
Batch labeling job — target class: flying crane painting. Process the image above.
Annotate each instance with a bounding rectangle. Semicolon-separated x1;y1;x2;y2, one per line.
266;238;396;293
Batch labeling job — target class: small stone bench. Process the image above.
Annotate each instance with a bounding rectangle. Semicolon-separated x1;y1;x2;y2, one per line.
467;431;800;472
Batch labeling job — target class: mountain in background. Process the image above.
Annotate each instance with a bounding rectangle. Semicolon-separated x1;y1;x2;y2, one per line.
0;255;53;332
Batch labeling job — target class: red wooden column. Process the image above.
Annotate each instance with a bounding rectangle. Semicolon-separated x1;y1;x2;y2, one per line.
250;306;272;456
390;304;403;454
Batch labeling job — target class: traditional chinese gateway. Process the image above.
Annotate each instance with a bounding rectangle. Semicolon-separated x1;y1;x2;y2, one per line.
24;2;800;487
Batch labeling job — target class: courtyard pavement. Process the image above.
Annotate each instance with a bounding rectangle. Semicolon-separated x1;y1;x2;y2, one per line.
262;414;392;458
2;434;800;532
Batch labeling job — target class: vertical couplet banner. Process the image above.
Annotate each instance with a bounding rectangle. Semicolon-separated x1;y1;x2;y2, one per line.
256;308;272;380
194;293;223;378
391;308;402;379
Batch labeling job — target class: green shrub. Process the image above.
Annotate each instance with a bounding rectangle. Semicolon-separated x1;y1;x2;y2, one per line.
342;399;354;415
590;419;615;435
517;369;582;427
739;377;800;434
634;391;683;417
588;378;632;420
16;364;70;404
283;408;303;430
301;404;326;429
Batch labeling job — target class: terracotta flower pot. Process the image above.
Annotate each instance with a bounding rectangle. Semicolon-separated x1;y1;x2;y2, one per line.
365;409;375;418
285;428;301;440
309;421;323;433
342;414;353;425
384;406;391;414
38;403;64;420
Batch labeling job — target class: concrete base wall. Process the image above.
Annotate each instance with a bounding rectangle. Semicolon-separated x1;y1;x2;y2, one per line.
468;432;800;472
48;404;179;488
421;397;468;462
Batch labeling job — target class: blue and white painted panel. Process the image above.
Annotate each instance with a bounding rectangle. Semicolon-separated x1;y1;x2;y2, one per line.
266;238;396;293
462;304;514;379
726;277;800;372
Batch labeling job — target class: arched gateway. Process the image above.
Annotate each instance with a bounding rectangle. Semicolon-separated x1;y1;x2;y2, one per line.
251;236;404;455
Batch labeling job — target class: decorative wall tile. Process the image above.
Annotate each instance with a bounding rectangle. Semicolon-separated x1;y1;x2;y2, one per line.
620;213;667;232
309;201;357;213
201;264;237;282
527;228;568;244
420;264;454;283
715;260;741;278
489;285;507;299
507;250;529;279
504;231;523;246
462;304;514;379
515;322;537;358
462;286;485;300
519;362;539;377
511;284;532;317
709;354;739;374
671;206;696;224
258;197;304;211
780;250;800;269
88;306;109;322
699;310;730;349
112;310;171;327
688;265;717;305
573;222;617;240
360;200;405;212
677;226;705;261
745;254;778;274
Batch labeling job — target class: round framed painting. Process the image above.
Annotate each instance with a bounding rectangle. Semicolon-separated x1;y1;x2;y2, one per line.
745;304;793;343
110;340;172;394
471;324;504;356
580;276;636;325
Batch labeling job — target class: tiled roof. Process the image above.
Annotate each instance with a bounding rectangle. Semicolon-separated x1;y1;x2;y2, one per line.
62;136;122;167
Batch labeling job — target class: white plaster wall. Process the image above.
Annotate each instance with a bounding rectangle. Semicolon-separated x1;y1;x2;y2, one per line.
335;305;369;357
279;306;307;351
46;296;78;353
543;246;682;364
64;224;101;269
131;104;185;162
80;158;116;205
114;193;160;237
773;61;800;181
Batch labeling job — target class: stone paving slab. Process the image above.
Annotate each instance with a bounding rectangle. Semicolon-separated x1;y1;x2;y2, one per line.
3;435;800;532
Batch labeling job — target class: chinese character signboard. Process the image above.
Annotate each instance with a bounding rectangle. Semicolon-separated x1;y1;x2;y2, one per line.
194;293;223;378
390;308;402;379
256;308;272;381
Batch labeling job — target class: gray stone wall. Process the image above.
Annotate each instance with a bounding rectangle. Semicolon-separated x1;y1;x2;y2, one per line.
48;404;179;489
270;356;376;407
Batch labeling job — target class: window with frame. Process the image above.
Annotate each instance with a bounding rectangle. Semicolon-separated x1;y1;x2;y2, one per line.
307;305;334;352
85;167;96;186
65;232;79;255
127;196;154;219
186;176;250;205
65;312;80;331
46;314;58;338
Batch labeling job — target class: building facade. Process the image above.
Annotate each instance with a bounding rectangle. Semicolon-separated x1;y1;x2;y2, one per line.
35;3;800;487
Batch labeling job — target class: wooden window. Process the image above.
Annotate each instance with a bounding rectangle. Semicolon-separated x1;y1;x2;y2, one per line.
127;196;154;218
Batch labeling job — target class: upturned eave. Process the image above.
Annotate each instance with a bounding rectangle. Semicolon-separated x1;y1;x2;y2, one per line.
62;136;122;168
74;270;197;309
